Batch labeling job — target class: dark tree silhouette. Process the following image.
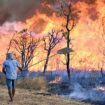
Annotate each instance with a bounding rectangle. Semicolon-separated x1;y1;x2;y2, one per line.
59;2;80;80
98;62;105;78
8;29;39;72
43;30;63;73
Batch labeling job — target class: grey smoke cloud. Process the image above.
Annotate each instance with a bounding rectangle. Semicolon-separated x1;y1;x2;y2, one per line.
0;0;42;24
0;0;100;25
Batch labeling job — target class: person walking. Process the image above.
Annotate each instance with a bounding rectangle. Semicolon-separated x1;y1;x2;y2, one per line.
2;52;22;102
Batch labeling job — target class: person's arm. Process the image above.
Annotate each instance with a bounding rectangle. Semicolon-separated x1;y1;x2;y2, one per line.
2;62;6;75
16;61;22;71
2;67;6;75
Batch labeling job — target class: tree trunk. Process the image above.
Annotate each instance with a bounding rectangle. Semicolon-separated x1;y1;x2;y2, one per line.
43;49;51;73
21;51;29;78
66;30;70;80
21;51;24;70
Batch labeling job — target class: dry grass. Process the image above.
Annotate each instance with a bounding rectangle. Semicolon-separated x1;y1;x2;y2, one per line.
0;85;92;105
0;77;96;105
0;76;48;91
17;77;47;91
0;77;6;85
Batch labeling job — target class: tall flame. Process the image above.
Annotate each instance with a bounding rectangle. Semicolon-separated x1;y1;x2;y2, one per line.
0;0;105;71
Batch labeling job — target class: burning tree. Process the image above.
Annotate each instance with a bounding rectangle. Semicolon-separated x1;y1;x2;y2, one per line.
8;29;39;73
58;1;80;80
43;30;63;73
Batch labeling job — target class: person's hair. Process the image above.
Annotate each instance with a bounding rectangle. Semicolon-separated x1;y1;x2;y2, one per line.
6;53;13;60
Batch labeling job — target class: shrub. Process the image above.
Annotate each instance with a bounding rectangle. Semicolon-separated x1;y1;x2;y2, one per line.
17;77;48;91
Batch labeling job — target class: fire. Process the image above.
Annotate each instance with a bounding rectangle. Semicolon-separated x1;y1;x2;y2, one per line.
49;76;62;84
26;12;64;34
0;0;105;71
96;86;105;91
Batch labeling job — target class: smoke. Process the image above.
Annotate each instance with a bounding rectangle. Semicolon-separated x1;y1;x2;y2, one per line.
60;70;105;103
71;0;99;21
0;0;102;25
54;0;100;21
88;7;99;21
0;0;42;25
0;0;59;25
66;83;105;102
80;0;96;4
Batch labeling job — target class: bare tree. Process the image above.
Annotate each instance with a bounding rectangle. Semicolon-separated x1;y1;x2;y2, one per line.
59;1;80;80
43;30;63;73
9;29;39;72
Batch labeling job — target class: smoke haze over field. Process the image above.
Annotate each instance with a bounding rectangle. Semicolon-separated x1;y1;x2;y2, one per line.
0;0;102;24
0;0;42;24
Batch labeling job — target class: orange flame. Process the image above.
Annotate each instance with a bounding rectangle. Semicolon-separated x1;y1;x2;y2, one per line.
49;76;62;84
0;0;105;71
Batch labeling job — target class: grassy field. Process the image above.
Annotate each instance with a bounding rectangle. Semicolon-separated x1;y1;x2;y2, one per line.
0;85;94;105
